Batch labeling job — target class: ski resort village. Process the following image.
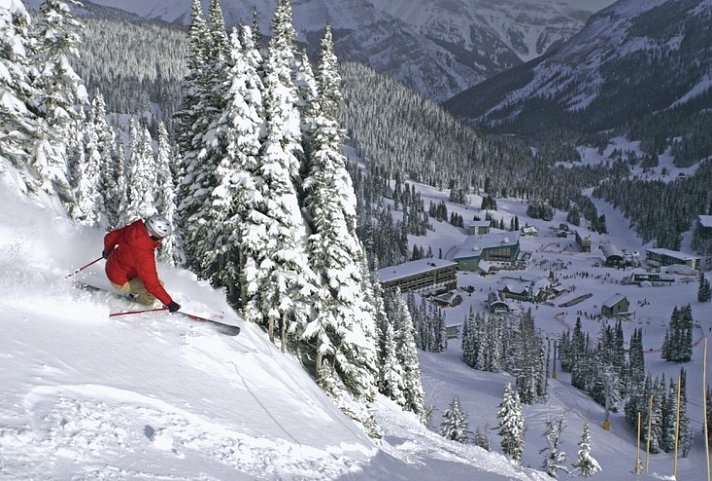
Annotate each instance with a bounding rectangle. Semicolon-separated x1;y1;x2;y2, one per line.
2;0;712;480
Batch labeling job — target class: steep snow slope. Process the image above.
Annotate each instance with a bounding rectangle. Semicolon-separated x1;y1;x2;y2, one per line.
0;182;549;480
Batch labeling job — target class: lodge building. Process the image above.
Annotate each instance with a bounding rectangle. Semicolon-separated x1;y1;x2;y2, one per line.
645;247;701;271
378;258;458;293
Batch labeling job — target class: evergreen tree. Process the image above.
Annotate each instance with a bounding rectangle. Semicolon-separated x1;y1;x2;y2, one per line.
89;91;122;228
440;396;470;443
32;0;89;208
175;0;222;272
0;1;39;195
388;289;426;421
69;103;102;226
540;417;568;479
662;304;693;363
676;369;693;458
301;26;379;408
698;272;711;302
474;426;491;451
571;422;601;477
497;383;525;464
124;120;156;221
241;0;317;350
155;122;178;265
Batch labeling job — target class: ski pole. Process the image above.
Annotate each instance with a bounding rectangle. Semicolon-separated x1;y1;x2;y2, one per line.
109;307;169;318
64;256;103;279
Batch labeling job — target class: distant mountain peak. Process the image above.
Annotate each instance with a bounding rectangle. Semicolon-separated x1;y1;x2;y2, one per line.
21;0;602;101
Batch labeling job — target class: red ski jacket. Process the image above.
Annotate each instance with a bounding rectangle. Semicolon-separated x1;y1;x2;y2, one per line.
103;219;173;306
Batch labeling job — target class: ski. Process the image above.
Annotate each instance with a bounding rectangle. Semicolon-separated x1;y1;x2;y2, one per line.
175;311;241;336
74;281;240;336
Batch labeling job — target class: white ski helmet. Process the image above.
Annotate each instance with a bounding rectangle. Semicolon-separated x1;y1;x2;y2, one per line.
145;214;172;239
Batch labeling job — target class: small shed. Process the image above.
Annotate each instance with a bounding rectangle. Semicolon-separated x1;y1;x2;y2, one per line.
601;294;630;317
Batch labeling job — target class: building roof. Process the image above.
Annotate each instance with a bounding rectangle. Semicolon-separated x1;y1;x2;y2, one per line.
699;215;712;228
453;232;520;261
600;242;623;259
467;220;491;228
377;258;457;283
646;247;701;262
602;294;627;309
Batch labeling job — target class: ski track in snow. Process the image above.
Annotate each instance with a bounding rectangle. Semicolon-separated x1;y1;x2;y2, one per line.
1;383;359;481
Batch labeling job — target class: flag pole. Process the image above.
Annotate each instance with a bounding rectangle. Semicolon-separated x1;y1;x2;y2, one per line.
673;373;682;478
704;337;710;481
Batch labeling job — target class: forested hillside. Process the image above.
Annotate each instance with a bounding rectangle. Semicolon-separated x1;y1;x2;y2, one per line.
74;16;188;125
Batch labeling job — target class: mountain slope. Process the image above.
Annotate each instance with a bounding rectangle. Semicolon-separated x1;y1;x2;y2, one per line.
444;0;712;139
20;0;593;102
0;179;550;480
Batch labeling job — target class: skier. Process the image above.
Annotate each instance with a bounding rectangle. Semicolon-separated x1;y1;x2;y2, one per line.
102;214;181;313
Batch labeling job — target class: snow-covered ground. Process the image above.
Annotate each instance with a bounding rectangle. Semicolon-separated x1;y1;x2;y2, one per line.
1;169;710;480
406;178;712;481
0;180;554;480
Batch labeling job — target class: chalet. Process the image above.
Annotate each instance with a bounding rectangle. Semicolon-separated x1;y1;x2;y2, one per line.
500;283;529;301
378;258;458;294
600;242;624;267
453;232;521;272
575;230;591;252
520;225;538;237
601;294;630;317
645;247;701;271
466;220;491;235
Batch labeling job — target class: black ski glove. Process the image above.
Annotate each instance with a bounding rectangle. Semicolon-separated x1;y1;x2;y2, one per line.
167;301;181;313
102;249;111;259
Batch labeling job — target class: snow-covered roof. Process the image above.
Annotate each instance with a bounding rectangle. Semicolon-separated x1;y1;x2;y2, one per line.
698;215;712;228
602;293;627;309
645;247;700;262
377;258;457;283
600;242;623;259
453;232;520;260
467;220;491;228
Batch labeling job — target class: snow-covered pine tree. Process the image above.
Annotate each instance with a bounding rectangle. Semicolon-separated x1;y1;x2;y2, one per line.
385;288;426;422
174;0;208;159
155;122;178;265
497;383;525;464
440;396;470;443
474;426;491;451
87;91;122;228
698;272;711;302
178;0;231;278
571;421;601;477
628;328;646;392
241;0;317;350
31;0;88;208
461;308;476;367
69;95;103;226
514;310;547;404
0;1;40;195
540;417;568;478
301;27;379;404
676;369;693;457
124;120;157;221
189;27;263;294
662;304;693;363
